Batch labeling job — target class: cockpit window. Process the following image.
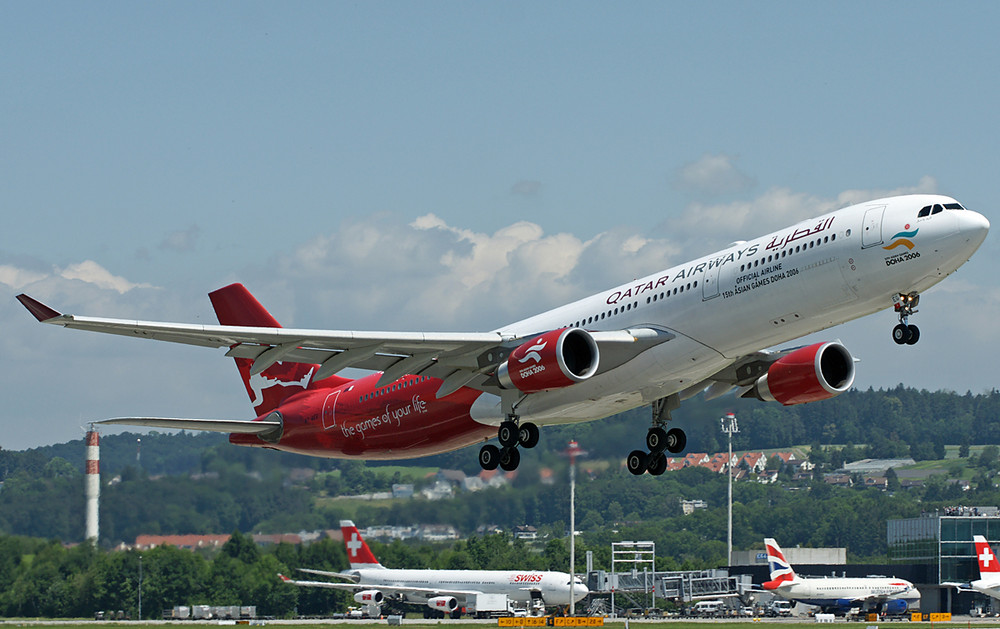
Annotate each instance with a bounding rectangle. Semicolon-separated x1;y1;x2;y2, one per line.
919;202;966;218
932;204;943;215
918;205;931;218
944;203;965;210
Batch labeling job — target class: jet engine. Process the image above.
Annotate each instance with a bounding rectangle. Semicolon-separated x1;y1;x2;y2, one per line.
742;341;855;405
354;590;384;604
497;328;599;393
427;596;458;612
884;599;910;615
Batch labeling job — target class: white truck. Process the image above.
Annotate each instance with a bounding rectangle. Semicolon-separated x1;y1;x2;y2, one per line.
471;593;512;618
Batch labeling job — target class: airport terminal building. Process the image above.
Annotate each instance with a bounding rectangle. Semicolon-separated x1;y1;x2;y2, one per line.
888;508;1000;614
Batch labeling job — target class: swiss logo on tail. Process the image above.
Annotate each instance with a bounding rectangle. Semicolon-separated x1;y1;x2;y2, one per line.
975;535;1000;574
340;520;384;570
762;537;797;589
209;284;347;416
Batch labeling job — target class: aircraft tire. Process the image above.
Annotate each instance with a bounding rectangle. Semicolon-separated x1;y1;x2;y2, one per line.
665;427;687;454
498;420;519;447
626;450;648;475
518;422;540;448
892;323;911;345
647;451;667;475
646;427;668;452
906;324;920;345
479;444;501;470
499;446;520;472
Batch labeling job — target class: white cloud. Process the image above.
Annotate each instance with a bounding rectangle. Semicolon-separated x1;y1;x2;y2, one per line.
59;260;156;294
673;153;756;196
0;265;48;291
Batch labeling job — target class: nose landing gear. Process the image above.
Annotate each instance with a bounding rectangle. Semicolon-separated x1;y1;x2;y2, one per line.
627;395;687;476
892;292;920;345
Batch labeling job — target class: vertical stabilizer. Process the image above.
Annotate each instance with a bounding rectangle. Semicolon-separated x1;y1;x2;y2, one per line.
209;283;347;415
340;520;384;569
975;535;1000;576
762;538;797;589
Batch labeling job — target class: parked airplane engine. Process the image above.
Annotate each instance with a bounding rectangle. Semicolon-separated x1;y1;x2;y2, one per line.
427;596;458;612
884;599;910;615
742;341;855;405
354;590;384;604
497;328;599;393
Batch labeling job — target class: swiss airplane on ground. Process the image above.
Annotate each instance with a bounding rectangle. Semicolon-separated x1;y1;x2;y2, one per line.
17;194;989;473
943;535;1000;601
277;520;587;617
762;538;920;615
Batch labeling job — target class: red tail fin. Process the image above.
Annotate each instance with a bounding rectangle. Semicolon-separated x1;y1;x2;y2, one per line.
340;520;384;569
975;535;1000;574
209;283;345;415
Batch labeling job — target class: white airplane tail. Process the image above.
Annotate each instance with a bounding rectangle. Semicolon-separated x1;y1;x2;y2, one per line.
762;538;798;589
340;520;385;570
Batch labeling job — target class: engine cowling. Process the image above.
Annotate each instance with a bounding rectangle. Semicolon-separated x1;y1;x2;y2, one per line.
497;328;599;393
427;596;458;612
354;590;384;604
743;341;855;405
884;598;910;615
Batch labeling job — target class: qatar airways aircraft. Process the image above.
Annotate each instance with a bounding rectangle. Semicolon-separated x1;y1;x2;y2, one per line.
278;520;587;617
17;194;989;474
763;538;920;615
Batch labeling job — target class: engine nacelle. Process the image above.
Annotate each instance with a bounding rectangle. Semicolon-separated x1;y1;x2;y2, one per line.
427;596;458;612
354;590;384;604
744;341;855;405
884;598;910;615
497;328;599;393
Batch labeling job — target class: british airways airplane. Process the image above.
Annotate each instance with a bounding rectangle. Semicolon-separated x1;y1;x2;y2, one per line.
763;538;920;615
279;520;587;617
17;194;988;474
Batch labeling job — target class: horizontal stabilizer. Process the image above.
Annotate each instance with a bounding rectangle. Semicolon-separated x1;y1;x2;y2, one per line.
96;417;281;435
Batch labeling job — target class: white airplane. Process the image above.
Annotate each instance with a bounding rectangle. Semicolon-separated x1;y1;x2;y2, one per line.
278;520;588;617
944;535;1000;600
762;538;920;615
17;194;989;473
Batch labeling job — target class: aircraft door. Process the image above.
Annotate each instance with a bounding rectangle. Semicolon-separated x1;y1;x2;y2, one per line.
322;390;341;430
861;205;886;248
702;264;721;300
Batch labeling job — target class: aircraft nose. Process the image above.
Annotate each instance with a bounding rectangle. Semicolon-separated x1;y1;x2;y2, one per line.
961;209;991;242
574;582;590;600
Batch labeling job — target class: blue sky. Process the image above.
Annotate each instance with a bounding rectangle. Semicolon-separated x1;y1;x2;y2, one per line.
2;2;998;450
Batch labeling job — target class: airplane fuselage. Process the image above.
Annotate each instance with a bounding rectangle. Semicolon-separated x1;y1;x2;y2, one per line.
349;567;587;606
231;194;989;458
774;577;920;612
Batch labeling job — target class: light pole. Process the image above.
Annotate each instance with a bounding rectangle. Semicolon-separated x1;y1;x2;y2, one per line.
720;412;739;566
564;440;586;616
138;553;143;620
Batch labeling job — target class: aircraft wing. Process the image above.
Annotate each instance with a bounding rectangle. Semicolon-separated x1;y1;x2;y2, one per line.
16;294;670;396
95;417;281;434
278;574;483;599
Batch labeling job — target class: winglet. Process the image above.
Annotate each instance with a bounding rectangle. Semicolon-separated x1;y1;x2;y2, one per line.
16;294;62;322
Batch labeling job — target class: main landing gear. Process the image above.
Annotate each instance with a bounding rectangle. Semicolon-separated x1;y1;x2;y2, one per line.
479;415;539;472
892;291;920;345
627;395;687;476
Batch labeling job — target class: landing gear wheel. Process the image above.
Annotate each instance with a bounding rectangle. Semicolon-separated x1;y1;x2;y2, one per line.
626;450;648;476
647;451;667;475
665;427;687;454
646;427;667;452
499;446;520;472
518;422;540;448
497;420;519;447
906;324;920;345
478;444;500;470
892;323;911;345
